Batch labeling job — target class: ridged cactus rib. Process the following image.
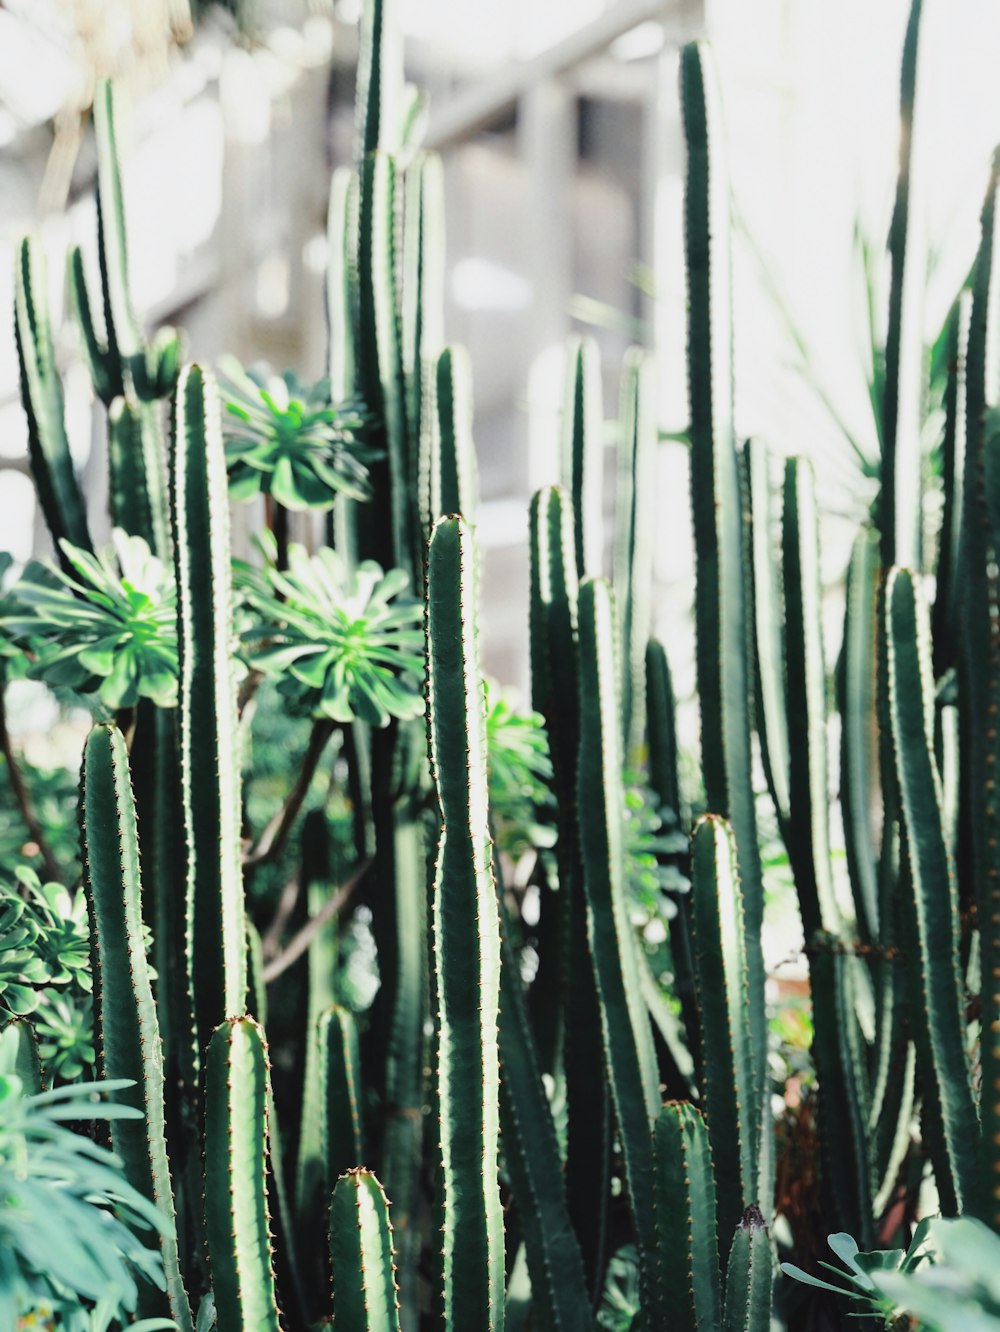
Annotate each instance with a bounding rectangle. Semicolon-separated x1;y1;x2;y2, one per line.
494;866;591;1330
652;1101;723;1331
430;346;480;523
561;336;603;577
93;80;180;402
880;0;926;570
962;148;1000;1227
356;152;413;576
839;529;881;942
329;1169;402;1331
744;439;790;828
782;457;839;938
296;874;339;1227
615;348;655;766
170;365;246;1060
723;1205;772;1332
14;236;93;559
577;577;660;1279
887;567;978;1211
81;722;192;1330
320;1006;365;1191
204;1017;281;1332
328;168;360;405
689;815;757;1262
426;516;504;1330
681;41;765;1104
355;0;403;161
645;638;681;819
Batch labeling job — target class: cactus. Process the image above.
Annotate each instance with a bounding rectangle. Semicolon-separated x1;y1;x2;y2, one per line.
887;566;978;1211
170;364;246;1063
80;722;192;1329
681;40;766;1110
427;346;479;526
319;1005;365;1192
577;576;660;1294
426;515;504;1329
561;336;603;578
723;1205;772;1332
528;485;611;1298
880;0;925;571
203;1016;281;1332
652;1100;723;1330
329;1169;402;1331
614;348;655;767
14;236;93;561
689;815;758;1262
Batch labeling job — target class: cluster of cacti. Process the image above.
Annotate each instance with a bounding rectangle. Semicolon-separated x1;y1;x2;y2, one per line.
4;0;1000;1327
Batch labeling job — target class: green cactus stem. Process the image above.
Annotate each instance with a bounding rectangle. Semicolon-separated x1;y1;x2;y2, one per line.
577;575;660;1294
15;236;93;562
689;815;757;1263
329;1169;402;1331
426;515;504;1330
887;566;978;1212
81;722;192;1330
652;1101;723;1330
170;364;246;1062
723;1205;772;1332
561;336;603;577
203;1016;281;1332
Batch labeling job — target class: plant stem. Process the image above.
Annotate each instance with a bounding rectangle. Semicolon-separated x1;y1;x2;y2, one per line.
0;670;63;883
243;718;336;871
261;858;370;985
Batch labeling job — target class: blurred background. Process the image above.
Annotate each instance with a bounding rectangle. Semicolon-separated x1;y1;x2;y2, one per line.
1;0;998;704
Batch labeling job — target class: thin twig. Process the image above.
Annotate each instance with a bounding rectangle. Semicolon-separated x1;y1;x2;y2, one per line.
262;858;371;985
0;671;63;884
243;718;336;870
260;872;301;960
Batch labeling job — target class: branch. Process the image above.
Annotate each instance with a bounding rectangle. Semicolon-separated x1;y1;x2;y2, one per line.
243;717;336;871
261;858;371;985
0;672;63;884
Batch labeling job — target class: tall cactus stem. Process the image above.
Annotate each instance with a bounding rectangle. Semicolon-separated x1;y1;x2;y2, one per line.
426;516;505;1329
81;722;192;1330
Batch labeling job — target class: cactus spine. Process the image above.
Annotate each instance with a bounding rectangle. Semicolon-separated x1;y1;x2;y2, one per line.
426;516;504;1329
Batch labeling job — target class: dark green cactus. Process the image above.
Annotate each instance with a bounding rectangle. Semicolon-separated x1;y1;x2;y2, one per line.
80;722;192;1329
329;1169;402;1331
689;815;758;1263
561;336;603;578
681;40;766;1115
577;575;660;1295
170;364;246;1063
14;236;93;562
426;515;504;1329
427;345;479;527
203;1016;281;1332
614;348;655;767
652;1100;723;1330
723;1205;772;1332
887;566;978;1211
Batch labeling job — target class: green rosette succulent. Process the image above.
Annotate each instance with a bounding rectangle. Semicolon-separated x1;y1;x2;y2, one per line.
241;542;424;727
1;531;178;711
221;358;377;509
